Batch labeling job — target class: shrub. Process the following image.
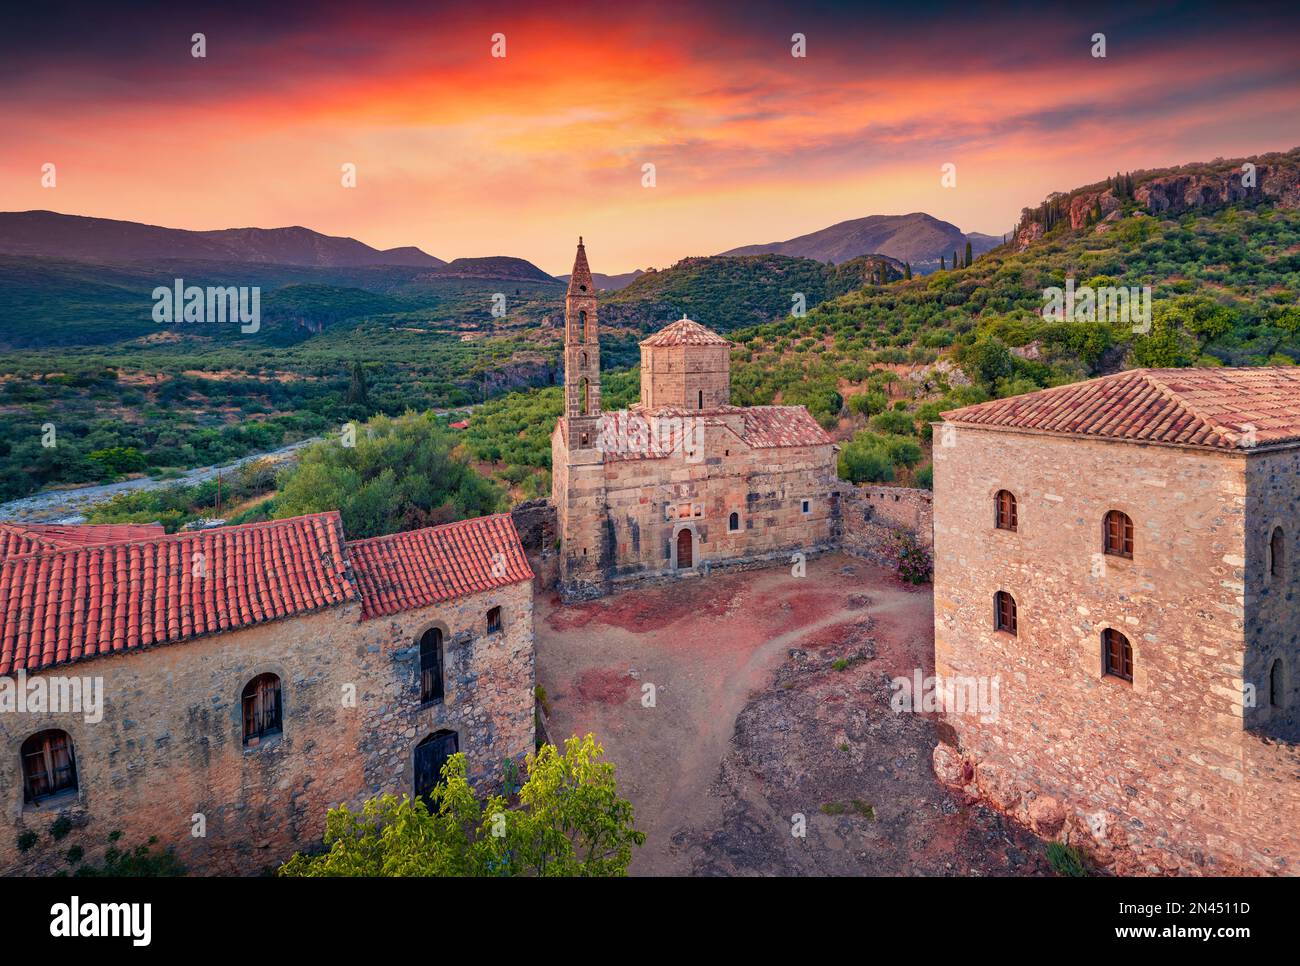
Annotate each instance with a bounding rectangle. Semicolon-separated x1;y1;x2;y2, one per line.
1046;842;1089;877
869;409;915;436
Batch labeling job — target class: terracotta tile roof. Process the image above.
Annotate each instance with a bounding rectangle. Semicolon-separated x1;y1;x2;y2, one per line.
346;513;533;620
739;406;834;448
0;522;166;562
640;317;732;347
561;404;831;461
942;367;1300;451
0;513;354;676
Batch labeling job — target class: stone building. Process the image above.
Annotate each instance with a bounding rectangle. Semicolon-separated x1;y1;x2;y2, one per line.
551;239;839;597
931;367;1300;875
0;512;535;875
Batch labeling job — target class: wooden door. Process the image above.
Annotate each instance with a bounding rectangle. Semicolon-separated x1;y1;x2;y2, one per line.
677;529;693;569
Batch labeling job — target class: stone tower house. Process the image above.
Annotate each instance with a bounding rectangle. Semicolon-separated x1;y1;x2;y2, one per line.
931;368;1300;875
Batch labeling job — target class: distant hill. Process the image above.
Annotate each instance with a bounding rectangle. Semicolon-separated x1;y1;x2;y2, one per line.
556;269;645;291
599;253;904;350
720;212;1000;273
422;256;559;284
0;211;445;268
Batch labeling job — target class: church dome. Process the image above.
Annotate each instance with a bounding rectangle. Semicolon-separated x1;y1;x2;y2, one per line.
639;316;732;347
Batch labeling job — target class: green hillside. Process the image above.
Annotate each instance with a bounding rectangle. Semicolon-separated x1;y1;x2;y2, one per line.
602;253;905;335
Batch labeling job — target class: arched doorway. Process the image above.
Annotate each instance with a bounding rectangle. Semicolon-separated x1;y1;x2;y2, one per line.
676;528;694;570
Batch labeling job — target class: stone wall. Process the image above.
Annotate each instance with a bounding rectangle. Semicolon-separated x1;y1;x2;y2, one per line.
598;426;837;587
837;485;933;566
0;581;534;876
1244;447;1300;741
931;424;1298;875
640;343;730;410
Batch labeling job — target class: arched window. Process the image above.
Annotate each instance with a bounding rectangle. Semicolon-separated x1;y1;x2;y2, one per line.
21;729;78;804
486;606;502;634
1270;527;1285;578
1103;510;1134;558
242;674;282;746
579;350;588;367
728;511;740;533
1102;629;1132;682
1271;659;1285;708
414;730;459;804
994;490;1017;531
579;377;590;415
994;591;1017;635
420;628;444;704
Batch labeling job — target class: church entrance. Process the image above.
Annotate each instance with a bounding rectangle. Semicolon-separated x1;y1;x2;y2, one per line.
676;528;694;570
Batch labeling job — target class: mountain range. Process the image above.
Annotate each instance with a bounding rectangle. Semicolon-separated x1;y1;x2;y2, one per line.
0;211;446;268
720;212;1000;272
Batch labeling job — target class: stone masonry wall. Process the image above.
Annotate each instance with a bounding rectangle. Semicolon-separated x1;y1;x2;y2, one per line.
599;425;837;586
0;580;534;876
1244;447;1300;741
932;425;1298;875
838;485;934;567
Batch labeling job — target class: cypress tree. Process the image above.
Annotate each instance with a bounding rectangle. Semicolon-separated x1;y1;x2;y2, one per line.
964;241;973;267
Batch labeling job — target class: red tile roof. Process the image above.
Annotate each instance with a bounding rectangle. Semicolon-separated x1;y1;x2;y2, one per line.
0;522;165;562
346;513;533;620
0;513;354;675
561;404;831;461
640;317;732;347
942;367;1300;451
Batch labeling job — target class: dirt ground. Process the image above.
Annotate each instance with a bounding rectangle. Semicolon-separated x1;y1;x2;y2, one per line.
535;553;1051;876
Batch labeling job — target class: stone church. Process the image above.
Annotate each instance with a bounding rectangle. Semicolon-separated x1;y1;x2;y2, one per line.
551;239;838;598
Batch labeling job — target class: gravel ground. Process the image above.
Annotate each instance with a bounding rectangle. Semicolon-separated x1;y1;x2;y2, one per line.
535;553;1051;877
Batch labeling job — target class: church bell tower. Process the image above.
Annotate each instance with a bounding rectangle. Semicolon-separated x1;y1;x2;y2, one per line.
564;237;601;449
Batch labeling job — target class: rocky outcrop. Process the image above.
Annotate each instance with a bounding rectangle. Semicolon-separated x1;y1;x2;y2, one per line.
460;357;560;397
1068;189;1120;229
1136;160;1300;215
1014;221;1043;251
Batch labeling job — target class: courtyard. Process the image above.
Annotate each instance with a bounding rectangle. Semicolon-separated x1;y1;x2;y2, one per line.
535;552;1051;876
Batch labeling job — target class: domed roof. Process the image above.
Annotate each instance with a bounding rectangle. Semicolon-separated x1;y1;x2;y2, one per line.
640;316;731;348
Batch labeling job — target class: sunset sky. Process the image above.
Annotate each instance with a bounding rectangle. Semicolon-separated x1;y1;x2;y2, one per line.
3;1;1299;274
